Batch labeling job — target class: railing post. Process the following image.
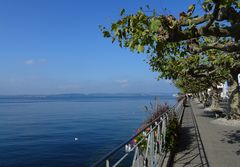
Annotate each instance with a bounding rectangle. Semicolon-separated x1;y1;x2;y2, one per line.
154;123;160;166
132;146;139;167
161;117;166;150
106;160;109;167
149;125;154;167
159;119;163;153
144;127;151;167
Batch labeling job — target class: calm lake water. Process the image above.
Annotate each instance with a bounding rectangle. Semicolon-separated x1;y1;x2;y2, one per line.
0;94;176;167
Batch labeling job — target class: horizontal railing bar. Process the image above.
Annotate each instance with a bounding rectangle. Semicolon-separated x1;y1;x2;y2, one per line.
91;104;176;167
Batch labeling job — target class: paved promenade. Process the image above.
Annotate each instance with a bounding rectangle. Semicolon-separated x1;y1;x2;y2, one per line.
172;99;240;167
172;102;208;167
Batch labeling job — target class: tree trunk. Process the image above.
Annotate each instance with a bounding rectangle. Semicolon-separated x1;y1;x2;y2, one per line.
197;93;201;102
203;90;209;107
210;86;221;111
228;72;240;119
199;92;203;103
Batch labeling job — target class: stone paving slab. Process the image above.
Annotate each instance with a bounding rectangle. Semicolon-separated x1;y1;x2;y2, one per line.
190;100;240;167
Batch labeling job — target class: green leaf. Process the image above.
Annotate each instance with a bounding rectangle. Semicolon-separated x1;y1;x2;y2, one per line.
111;23;117;31
152;35;158;42
207;3;213;11
202;1;212;12
112;37;116;43
187;4;195;15
103;31;111;38
237;1;240;8
150;19;161;32
180;52;185;58
120;9;125;16
137;45;144;52
130;47;135;52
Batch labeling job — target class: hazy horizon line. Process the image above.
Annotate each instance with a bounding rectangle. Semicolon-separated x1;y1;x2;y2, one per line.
0;91;178;96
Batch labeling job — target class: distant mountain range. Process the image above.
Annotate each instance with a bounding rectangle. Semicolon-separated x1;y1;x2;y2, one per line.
0;92;177;98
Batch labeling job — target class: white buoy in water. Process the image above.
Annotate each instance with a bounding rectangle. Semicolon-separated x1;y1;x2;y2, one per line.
74;137;78;141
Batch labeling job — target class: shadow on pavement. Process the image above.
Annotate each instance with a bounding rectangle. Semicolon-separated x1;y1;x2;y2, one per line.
172;105;206;166
176;126;196;152
199;111;216;118
220;130;240;156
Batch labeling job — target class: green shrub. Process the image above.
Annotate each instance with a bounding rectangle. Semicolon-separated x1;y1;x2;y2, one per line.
165;113;179;152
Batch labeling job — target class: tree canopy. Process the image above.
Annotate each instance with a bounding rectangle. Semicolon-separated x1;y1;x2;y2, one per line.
101;0;240;118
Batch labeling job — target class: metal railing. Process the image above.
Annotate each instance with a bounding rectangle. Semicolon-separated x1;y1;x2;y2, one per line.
91;100;184;167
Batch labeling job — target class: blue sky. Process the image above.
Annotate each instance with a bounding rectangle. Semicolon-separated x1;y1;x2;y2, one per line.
0;0;199;95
